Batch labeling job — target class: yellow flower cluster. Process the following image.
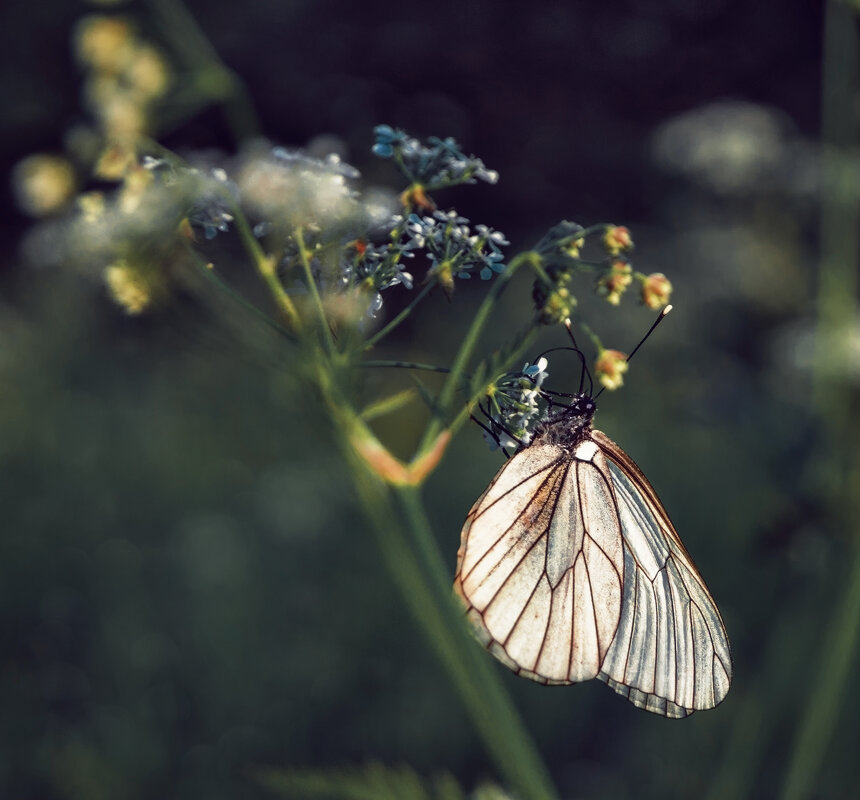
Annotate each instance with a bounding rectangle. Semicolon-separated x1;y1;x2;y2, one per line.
12;155;77;217
104;260;153;315
74;14;171;177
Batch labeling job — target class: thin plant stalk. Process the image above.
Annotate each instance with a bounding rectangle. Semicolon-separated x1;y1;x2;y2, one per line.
782;2;860;798
227;201;302;330
339;461;559;800
259;264;559;797
364;281;436;350
419;251;539;453
146;0;261;141
295;227;337;353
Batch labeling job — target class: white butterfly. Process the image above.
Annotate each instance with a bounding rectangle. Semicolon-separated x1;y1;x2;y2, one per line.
454;393;732;718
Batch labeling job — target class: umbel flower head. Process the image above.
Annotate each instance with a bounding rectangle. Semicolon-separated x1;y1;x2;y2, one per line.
404;211;509;292
372;125;499;188
483;358;551;451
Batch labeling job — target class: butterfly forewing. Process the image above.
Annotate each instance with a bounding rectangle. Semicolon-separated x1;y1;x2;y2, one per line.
454;439;626;686
455;416;732;718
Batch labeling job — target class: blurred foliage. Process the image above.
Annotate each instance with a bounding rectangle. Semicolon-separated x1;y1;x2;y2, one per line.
3;1;860;800
257;761;492;800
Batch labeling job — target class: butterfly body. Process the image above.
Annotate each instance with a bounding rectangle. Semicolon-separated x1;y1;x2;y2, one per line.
454;393;731;718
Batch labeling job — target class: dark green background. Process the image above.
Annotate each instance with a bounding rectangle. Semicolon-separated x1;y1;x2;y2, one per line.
3;1;856;798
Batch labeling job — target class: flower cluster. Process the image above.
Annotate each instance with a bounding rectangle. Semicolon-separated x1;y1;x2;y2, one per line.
237;145;365;232
339;236;416;318
483;358;550;451
532;221;671;322
403;211;508;292
75;14;172;178
372;126;499;188
11;14;173;220
532;221;587;324
602;225;634;255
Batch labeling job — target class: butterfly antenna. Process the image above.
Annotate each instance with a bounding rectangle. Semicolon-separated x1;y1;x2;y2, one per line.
563;318;593;395
591;305;672;400
626;304;672;365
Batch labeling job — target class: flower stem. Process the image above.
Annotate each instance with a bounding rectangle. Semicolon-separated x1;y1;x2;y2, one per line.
145;0;261;142
295;228;337;353
390;485;558;800
361;360;451;373
419;251;539;454
191;255;296;342
345;470;559;800
780;534;860;800
226;199;302;330
363;280;436;350
315;360;556;798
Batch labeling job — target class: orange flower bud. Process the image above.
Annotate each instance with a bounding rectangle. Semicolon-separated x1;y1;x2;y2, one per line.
594;349;629;391
641;272;673;309
596;259;632;305
400;183;436;214
603;225;633;255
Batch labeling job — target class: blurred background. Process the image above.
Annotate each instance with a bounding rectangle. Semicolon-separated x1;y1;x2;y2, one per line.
2;0;857;798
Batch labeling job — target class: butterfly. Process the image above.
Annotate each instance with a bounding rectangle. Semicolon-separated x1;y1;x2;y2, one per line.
454;372;732;718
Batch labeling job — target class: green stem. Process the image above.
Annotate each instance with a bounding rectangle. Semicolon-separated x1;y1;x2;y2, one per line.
577;321;603;354
295;228;337;354
418;251;539;453
361;360;451;373
146;0;261;141
319;360;556;798
389;485;558;800
812;0;860;416
780;535;860;800
225;201;302;330
363;281;436;350
444;328;540;442
782;3;860;797
192;256;296;342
